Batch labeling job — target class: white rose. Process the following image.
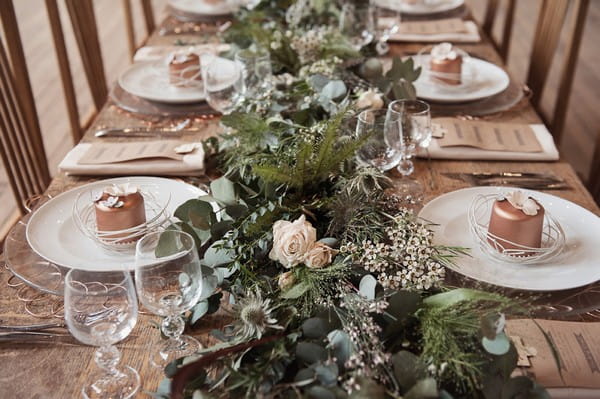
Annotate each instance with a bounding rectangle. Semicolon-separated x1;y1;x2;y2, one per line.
356;89;384;110
304;242;338;269
269;215;317;268
278;271;295;290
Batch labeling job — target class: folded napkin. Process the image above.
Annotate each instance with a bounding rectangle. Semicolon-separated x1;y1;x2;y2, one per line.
59;140;205;176
547;388;600;399
418;124;559;161
133;43;231;63
387;19;481;43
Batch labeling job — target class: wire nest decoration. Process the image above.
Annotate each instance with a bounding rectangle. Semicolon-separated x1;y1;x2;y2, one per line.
468;193;565;264
72;187;171;252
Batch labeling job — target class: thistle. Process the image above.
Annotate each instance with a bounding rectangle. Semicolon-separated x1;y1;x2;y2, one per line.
230;287;283;341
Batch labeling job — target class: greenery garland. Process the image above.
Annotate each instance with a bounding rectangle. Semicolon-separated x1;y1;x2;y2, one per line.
152;1;549;398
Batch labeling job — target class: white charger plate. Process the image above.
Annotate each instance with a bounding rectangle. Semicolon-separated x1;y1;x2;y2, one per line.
418;187;600;291
168;0;238;16
413;56;510;103
397;0;463;14
26;177;206;271
118;57;237;104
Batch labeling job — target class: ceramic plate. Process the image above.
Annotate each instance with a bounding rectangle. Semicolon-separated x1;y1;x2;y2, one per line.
168;0;238;16
26;177;205;271
413;56;510;103
418;187;600;291
386;0;464;14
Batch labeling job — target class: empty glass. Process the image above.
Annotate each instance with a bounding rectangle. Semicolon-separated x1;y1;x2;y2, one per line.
235;48;272;94
371;0;402;55
385;99;432;203
64;269;140;399
339;3;375;50
204;58;244;114
135;230;203;367
355;108;401;171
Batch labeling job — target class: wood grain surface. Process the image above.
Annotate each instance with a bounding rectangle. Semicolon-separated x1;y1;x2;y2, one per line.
1;6;599;399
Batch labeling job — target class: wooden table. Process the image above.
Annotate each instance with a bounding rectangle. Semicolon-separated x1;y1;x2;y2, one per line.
1;9;598;399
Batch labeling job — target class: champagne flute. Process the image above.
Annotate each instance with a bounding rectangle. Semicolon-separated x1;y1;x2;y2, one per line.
384;99;432;204
371;0;402;55
355;108;402;171
135;230;203;367
204;57;244;115
64;269;140;399
339;3;375;50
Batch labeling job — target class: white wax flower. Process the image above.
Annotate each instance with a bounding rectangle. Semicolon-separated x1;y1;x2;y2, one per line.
356;89;384;110
269;215;317;268
104;183;139;197
504;191;540;216
431;42;458;61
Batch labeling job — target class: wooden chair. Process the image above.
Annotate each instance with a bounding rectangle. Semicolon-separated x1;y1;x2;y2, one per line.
589;134;600;205
123;0;157;59
0;37;51;215
481;0;516;62
526;0;590;145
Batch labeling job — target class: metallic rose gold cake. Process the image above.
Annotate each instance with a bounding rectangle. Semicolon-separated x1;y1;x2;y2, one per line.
168;52;201;87
429;42;462;85
94;185;146;243
487;193;544;252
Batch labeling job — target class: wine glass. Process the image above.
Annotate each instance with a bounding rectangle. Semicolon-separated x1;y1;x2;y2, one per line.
204;57;244;115
385;99;432;204
371;0;402;55
355;108;401;171
235;48;272;94
339;3;375;50
64;269;140;399
134;230;203;367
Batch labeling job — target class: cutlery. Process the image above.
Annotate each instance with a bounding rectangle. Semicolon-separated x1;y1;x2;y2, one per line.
94;126;202;138
0;331;76;345
443;172;564;182
442;172;570;190
0;321;65;332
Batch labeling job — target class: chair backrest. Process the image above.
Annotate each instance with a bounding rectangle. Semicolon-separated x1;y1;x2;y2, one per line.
526;0;590;144
123;0;157;59
481;0;516;62
0;36;51;214
589;133;600;205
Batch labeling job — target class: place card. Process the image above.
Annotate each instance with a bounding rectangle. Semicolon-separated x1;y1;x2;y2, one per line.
434;118;543;153
397;18;468;35
78;140;189;164
506;319;600;389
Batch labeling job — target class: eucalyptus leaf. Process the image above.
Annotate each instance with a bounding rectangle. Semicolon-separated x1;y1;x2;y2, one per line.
154;229;183;258
281;281;310;299
210;220;234;240
320;80;347;101
225;204;248;219
156;378;171;395
500;376;535;399
392;350;426;391
385;290;422;322
358;274;377;300
423;288;502;308
296;342;327;364
204;241;235;267
302;317;330;339
327;330;353;367
488;343;518;380
317;237;339;248
482;332;511;355
164;359;179;378
306;386;335;399
295;368;315;383
348;377;386;399
405;378;438;399
174;199;214;224
210;177;237;206
314;363;338;387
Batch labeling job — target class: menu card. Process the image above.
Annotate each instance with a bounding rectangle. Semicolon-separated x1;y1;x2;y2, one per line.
397;18;468;35
433;118;543;153
506;319;600;389
78;140;189;164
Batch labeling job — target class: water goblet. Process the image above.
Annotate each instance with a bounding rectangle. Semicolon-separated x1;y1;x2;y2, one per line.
234;47;272;94
204;57;244;115
64;269;140;399
384;99;432;204
339;3;376;50
134;230;203;367
355;108;402;171
372;0;402;55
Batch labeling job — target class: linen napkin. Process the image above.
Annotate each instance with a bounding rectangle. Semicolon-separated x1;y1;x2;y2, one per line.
418;120;559;161
59;140;205;176
133;43;231;63
385;18;481;43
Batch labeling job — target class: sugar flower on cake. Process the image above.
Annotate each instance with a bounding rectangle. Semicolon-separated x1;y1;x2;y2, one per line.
503;191;540;216
103;183;139;197
355;88;384;110
430;42;458;61
269;215;317;268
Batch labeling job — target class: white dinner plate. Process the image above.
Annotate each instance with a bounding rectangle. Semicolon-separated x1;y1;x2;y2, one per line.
418;187;600;291
413;56;510;103
26;177;205;271
168;0;238;16
391;0;464;15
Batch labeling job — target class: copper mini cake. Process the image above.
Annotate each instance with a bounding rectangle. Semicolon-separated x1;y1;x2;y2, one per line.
94;184;146;243
487;191;545;252
429;42;462;85
167;51;202;88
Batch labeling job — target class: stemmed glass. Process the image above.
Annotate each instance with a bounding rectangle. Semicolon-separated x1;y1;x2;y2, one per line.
384;99;432;203
355;108;402;171
134;230;203;367
204;57;244;115
64;269;140;399
371;0;402;55
235;48;272;94
339;3;375;50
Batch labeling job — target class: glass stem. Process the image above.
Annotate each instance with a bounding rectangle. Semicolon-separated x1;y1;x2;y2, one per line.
95;345;121;377
161;314;185;342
